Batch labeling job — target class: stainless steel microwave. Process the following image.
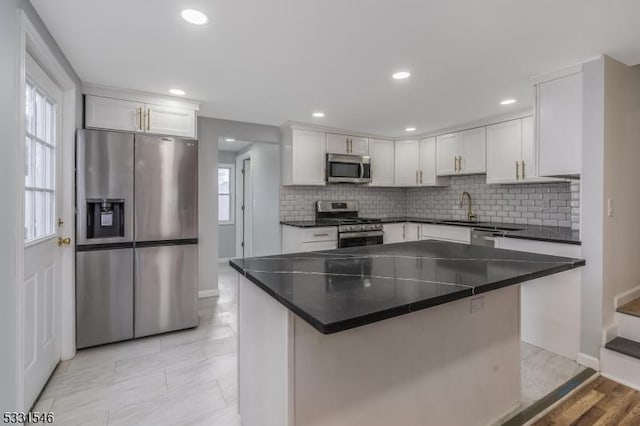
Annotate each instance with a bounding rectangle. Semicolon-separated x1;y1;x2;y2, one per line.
326;153;371;184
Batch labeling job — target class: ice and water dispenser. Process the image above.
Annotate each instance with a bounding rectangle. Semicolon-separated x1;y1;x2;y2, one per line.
85;199;125;239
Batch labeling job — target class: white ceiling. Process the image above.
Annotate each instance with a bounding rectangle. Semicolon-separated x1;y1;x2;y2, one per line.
218;138;252;152
32;0;640;136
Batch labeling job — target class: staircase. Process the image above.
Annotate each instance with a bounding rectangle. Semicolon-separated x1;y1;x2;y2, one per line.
601;297;640;391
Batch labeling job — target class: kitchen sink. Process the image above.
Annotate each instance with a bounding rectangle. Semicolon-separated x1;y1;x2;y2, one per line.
439;220;523;232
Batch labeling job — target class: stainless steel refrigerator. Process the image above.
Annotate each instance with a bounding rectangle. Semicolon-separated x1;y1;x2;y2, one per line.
76;129;198;349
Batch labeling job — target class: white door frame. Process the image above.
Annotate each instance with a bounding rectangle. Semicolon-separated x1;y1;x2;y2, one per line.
14;10;77;411
235;152;250;258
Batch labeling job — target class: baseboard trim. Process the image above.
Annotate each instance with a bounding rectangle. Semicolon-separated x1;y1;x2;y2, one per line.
198;289;220;298
577;352;600;371
615;284;640;308
601;372;640;392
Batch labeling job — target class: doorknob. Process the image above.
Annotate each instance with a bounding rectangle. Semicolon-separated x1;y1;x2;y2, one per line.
58;237;72;247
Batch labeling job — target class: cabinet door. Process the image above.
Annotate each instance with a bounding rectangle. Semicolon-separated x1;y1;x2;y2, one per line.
537;72;582;177
458;127;486;174
85;95;144;132
486;120;522;184
349;136;369;155
369;139;395;186
326;133;350;154
382;223;406;244
521;116;563;183
145;103;196;138
404;223;421;242
418;137;437;186
394;140;420;186
436;133;459;176
292;129;326;185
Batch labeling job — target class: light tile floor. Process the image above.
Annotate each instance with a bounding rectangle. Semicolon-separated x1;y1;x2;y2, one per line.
33;263;584;425
31;263;240;426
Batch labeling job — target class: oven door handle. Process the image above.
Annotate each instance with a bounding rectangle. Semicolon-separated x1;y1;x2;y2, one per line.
359;163;364;179
339;231;384;239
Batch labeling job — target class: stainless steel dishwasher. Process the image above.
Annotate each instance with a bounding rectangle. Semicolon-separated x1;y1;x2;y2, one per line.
470;229;498;247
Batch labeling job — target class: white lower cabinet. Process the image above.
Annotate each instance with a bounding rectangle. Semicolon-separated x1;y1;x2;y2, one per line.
495;237;581;360
382;223;407;244
419;224;471;244
281;225;337;253
404;223;421;242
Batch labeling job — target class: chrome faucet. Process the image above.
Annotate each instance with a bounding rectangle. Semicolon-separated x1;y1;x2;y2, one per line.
459;191;476;222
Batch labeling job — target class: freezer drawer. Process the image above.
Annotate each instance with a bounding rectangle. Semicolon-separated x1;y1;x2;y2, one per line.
134;135;198;241
76;248;134;348
134;244;198;338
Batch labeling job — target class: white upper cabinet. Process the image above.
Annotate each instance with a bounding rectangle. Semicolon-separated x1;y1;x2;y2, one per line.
487;117;560;183
435;133;459;175
369;139;395;186
486;119;524;183
487;117;563;184
458;127;486;174
281;127;326;186
84;90;199;138
436;129;486;176
145;103;196;139
395;138;448;187
326;133;368;155
536;71;583;177
394;140;420;186
85;95;144;132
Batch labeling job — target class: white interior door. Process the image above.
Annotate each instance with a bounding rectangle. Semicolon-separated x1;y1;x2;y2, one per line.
22;54;65;409
243;159;252;257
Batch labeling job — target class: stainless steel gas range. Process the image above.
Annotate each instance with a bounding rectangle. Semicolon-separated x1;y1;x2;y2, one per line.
315;201;383;248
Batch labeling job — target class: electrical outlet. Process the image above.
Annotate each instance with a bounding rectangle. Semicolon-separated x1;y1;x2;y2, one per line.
470;296;484;314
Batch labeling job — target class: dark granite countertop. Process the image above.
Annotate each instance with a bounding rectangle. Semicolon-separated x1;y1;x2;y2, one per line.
230;240;585;335
281;218;581;245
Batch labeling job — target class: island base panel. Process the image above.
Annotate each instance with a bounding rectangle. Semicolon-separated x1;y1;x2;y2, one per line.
238;274;521;426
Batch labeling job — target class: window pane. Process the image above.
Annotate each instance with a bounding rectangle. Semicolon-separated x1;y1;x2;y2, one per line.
25;84;34;135
46;192;54;235
36;91;45;140
219;194;230;221
34;191;45;239
24;190;34;241
45;100;54;145
218;168;230;194
25;136;34;187
45;145;54;190
35;142;45;188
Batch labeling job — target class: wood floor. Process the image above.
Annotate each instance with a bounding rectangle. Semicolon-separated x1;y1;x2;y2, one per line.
617;297;640;318
533;376;640;425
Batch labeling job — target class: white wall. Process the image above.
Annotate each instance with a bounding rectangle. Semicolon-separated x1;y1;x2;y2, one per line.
197;117;280;292
0;0;82;411
580;57;606;358
249;143;281;256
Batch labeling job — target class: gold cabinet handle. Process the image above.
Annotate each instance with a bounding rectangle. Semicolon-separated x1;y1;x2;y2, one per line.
516;161;520;180
522;161;526;180
58;237;72;247
402;223;406;239
147;108;151;131
135;108;140;130
420;170;423;184
458;156;463;172
346;138;349;153
415;170;419;184
417;225;420;240
454;157;457;172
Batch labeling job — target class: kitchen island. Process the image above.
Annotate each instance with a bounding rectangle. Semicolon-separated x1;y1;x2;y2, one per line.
230;241;585;426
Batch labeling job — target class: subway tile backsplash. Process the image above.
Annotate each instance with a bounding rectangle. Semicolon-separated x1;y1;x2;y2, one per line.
280;175;581;230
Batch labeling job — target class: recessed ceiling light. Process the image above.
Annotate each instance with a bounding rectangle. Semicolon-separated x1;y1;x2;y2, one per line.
312;112;325;118
392;71;411;80
500;99;517;105
225;138;235;142
169;88;185;96
405;127;416;132
181;9;208;25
